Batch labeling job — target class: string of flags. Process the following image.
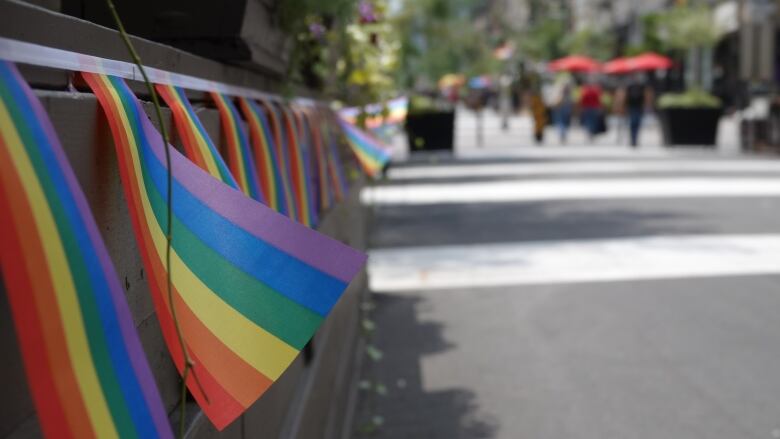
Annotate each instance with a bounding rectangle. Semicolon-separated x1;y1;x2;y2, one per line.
339;96;408;144
0;36;396;437
339;96;408;131
83;72;366;429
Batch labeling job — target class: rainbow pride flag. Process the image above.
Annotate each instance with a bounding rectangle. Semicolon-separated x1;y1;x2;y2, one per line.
155;83;239;189
211;92;264;203
261;100;298;222
339;96;408;130
281;106;317;228
339;117;391;178
302;109;333;211
0;61;172;439
82;72;367;429
293;108;320;223
321;112;349;202
237;97;287;213
384;96;409;125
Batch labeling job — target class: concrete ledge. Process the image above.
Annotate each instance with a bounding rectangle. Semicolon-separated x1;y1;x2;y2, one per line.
0;0;284;92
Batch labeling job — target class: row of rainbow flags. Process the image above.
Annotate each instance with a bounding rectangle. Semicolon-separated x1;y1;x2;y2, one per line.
339;96;408;149
0;56;393;438
338;96;408;131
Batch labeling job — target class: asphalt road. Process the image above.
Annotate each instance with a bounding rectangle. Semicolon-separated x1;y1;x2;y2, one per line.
353;114;780;439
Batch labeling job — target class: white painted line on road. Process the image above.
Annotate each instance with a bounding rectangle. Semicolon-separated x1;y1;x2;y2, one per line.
454;146;674;159
368;234;780;291
388;160;780;180
362;178;780;205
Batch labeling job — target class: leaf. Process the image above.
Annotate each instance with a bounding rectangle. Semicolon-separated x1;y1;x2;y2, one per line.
365;344;384;361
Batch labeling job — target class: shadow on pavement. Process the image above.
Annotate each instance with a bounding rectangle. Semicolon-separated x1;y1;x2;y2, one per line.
353;293;499;439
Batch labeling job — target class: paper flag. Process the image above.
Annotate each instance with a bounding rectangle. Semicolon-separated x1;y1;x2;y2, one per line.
261;100;298;222
384;96;409;125
322;114;349;202
237;97;288;214
0;61;172;439
293;108;320;227
339;96;408;130
281;106;317;228
339;117;392;178
210;92;265;203
82;72;367;430
301;109;333;211
155;83;239;189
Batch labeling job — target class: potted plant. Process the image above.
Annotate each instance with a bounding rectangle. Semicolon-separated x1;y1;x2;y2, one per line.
657;89;722;145
405;94;455;152
654;4;725;146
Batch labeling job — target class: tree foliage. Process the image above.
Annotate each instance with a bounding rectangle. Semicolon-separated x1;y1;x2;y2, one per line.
276;0;357;33
393;0;500;89
561;27;615;61
655;4;723;50
341;13;401;104
517;18;567;61
278;0;400;104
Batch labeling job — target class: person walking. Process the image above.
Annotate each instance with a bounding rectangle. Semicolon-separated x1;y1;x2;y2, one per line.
551;74;574;143
527;73;548;144
579;78;603;141
622;74;653;147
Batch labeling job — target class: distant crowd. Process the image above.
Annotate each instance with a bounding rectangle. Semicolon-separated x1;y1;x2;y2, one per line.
526;72;654;147
451;72;661;148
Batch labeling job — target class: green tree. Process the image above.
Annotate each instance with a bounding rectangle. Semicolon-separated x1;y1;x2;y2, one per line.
655;4;723;88
517;18;567;61
393;0;499;89
341;11;401;105
655;4;723;51
277;0;358;92
561;27;615;61
277;0;401;104
632;12;666;54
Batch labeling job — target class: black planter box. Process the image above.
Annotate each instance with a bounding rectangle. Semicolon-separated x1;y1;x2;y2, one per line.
658;107;722;146
406;110;455;152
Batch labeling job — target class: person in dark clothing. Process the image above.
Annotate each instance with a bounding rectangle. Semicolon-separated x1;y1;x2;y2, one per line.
621;74;653;147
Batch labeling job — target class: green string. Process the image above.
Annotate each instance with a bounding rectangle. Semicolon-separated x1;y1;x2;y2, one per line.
104;2;209;437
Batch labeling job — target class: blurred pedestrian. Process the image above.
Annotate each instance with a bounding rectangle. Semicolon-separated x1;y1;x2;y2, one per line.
551;74;574;143
579;77;603;140
527;74;547;144
619;73;654;147
466;88;488;147
445;86;459;104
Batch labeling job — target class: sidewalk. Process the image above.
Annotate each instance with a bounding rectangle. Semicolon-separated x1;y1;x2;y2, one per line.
353;114;780;439
388;107;742;162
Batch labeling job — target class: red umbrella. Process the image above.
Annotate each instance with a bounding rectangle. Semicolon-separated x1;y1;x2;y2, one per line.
602;57;635;74
601;53;674;75
631;52;673;70
548;55;600;72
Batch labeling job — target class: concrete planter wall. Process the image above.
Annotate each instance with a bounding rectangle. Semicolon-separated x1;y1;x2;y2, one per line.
60;0;292;76
0;3;367;439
